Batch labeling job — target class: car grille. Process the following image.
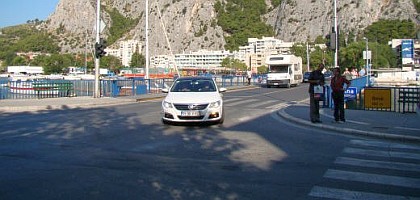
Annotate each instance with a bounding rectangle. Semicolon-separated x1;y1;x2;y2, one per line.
178;116;205;120
174;103;209;110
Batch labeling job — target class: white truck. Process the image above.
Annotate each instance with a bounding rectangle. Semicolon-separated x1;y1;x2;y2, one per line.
265;54;303;88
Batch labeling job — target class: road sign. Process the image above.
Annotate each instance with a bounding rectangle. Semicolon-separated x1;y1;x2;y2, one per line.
344;87;357;100
364;88;391;109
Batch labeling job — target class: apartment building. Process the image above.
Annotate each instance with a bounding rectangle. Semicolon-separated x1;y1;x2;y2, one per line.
106;40;141;67
237;37;294;72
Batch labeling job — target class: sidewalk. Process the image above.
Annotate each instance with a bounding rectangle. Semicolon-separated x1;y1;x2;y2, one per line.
0;93;166;112
277;103;420;143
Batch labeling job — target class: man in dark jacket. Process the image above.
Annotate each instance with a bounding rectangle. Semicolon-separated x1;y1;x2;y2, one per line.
308;64;325;123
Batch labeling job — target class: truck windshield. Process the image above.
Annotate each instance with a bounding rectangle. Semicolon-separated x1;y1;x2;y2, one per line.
269;65;288;73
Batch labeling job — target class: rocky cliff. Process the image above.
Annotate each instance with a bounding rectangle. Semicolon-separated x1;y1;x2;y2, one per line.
43;0;419;55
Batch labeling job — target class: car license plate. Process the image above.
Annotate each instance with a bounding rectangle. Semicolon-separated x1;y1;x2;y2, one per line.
181;111;200;116
274;83;279;85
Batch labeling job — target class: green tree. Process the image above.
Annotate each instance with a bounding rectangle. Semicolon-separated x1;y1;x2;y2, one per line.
364;19;416;44
257;65;267;74
11;56;27;66
101;55;122;73
215;0;274;51
130;52;146;67
42;54;71;74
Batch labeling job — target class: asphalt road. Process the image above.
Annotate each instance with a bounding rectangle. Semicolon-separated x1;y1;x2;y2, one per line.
0;85;419;199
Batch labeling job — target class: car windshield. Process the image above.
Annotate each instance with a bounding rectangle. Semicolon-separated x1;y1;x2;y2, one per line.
170;79;217;92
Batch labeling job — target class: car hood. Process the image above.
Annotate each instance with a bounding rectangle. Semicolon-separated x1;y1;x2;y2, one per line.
164;92;222;104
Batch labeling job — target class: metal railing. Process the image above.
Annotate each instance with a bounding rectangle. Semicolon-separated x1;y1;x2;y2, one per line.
0;75;250;100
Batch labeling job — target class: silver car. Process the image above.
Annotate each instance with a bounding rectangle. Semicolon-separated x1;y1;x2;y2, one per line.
161;77;227;124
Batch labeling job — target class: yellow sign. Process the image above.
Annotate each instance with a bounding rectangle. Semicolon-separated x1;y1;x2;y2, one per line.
364;89;391;109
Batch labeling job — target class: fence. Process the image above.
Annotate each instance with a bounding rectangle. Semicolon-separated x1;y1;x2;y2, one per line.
344;86;420;113
0;75;249;100
322;76;420;114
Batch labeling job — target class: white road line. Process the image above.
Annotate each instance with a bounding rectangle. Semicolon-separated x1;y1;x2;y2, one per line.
225;98;259;107
246;100;278;108
395;126;420;132
335;157;420;172
223;97;242;103
324;169;420;189
350;140;420;151
266;103;288;109
343;147;420;161
309;186;420;200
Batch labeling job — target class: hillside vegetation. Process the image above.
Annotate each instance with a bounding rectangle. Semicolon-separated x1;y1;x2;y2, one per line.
215;0;275;51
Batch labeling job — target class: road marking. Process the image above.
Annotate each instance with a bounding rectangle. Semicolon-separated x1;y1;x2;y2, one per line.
350;139;420;151
266;103;288;109
324;169;420;189
246;100;278;108
225;98;259;106
343;147;420;161
309;186;420;200
395;126;420;132
223;97;243;103
335;157;420;172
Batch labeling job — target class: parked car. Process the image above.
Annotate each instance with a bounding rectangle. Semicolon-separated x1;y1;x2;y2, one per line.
303;72;311;83
161;77;226;125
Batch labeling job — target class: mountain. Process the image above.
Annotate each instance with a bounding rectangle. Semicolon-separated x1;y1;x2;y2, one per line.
41;0;419;55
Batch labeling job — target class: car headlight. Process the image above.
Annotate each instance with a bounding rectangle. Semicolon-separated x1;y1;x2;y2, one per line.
208;100;221;108
162;101;173;108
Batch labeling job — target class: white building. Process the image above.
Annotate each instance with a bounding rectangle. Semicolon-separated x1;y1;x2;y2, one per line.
7;66;43;74
106;40;141;67
174;50;232;70
150;50;233;71
149;37;295;73
237;37;294;72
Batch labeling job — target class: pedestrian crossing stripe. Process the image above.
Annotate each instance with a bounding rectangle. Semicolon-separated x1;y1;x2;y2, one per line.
309;186;420;200
343;147;420;161
309;139;420;199
350;139;420;151
246;100;278;108
225;98;259;106
324;169;420;189
335;157;420;172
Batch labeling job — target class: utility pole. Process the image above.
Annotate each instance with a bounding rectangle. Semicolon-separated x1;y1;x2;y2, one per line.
364;37;369;86
306;42;310;72
145;0;149;79
94;0;101;98
333;0;338;68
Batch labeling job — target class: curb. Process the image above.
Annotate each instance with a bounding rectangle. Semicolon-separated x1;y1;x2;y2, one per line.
277;107;420;143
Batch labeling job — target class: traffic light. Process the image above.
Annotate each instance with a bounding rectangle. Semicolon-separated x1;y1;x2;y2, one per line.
330;32;336;50
95;38;107;58
325;34;331;49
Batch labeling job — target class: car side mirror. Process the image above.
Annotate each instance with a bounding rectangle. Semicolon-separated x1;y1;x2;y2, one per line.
219;88;227;93
161;88;169;93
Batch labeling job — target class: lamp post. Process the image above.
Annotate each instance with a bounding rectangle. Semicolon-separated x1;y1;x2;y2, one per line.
94;0;101;98
333;0;338;68
363;37;369;86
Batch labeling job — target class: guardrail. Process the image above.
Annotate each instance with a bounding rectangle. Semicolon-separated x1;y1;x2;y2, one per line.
0;75;250;100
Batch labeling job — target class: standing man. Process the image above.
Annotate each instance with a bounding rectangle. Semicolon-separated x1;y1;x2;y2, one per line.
331;67;351;123
308;63;325;123
246;70;252;85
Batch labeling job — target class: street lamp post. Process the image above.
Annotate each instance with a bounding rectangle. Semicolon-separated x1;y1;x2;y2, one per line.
94;0;101;98
363;37;369;86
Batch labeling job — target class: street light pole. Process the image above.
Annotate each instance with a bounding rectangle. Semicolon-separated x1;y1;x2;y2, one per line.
145;0;149;79
333;0;338;68
364;37;369;86
94;0;101;98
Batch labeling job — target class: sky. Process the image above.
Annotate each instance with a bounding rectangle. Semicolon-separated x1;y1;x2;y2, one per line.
0;0;60;28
